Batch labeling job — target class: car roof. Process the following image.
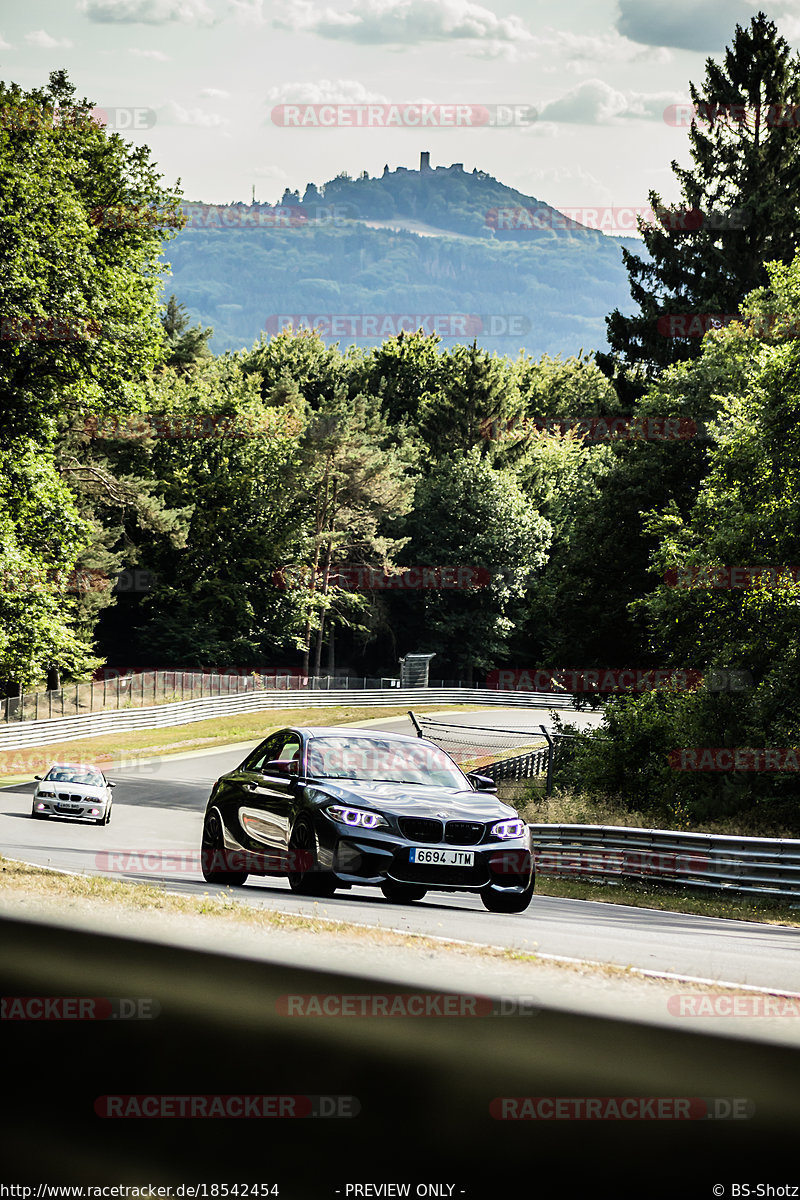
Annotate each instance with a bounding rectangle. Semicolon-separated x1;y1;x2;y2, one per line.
49;762;105;771
291;726;427;743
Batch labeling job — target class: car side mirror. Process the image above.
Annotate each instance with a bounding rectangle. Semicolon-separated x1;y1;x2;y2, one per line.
467;772;497;792
264;759;299;776
108;781;116;788
34;775;42;781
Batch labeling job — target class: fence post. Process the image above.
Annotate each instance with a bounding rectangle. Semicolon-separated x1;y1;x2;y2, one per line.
35;692;39;721
540;725;554;797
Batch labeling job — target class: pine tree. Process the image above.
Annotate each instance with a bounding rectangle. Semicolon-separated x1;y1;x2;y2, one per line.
601;12;800;380
417;341;524;462
160;295;213;370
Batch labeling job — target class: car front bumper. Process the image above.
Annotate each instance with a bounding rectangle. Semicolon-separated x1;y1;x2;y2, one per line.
33;794;108;820
324;822;534;894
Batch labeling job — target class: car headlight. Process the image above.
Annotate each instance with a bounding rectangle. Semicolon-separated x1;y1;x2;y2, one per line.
326;805;387;830
37;788;54;797
490;819;526;840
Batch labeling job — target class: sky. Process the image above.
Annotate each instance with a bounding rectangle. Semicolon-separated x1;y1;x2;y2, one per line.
1;0;800;214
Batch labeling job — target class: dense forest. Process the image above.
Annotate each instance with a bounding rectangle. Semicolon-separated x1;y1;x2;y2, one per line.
4;11;800;833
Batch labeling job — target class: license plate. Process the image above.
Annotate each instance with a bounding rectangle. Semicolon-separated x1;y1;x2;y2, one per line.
409;848;474;867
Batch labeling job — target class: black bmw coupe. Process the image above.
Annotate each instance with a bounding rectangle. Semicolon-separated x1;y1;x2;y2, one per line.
200;725;534;912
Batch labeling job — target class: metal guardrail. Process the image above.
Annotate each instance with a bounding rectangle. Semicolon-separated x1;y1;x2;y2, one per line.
1;670;583;724
530;823;800;899
0;687;576;753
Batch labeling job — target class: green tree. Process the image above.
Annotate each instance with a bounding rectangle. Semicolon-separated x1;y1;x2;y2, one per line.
602;12;800;379
356;330;445;425
0;70;182;685
390;452;551;680
564;255;800;831
0;440;98;688
296;389;417;676
132;357;310;668
418;341;525;463
160;295;213;370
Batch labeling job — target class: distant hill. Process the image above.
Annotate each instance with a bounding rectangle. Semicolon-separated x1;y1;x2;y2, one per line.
165;154;645;360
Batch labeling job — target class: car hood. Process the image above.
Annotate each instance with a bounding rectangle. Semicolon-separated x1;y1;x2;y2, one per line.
37;781;106;798
311;779;515;821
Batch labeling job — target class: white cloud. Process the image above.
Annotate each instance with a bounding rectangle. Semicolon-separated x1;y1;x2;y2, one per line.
253;165;290;181
158;99;228;126
130;47;170;57
82;0;215;25
539;79;682;125
200;87;230;97
266;79;389;104
0;34;12;49
616;0;754;52
533;28;671;69
228;0;265;21
274;0;533;48
25;30;74;48
774;9;800;43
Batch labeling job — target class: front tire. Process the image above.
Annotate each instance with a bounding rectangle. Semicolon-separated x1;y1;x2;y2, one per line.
380;880;427;904
201;810;248;886
481;880;534;914
31;804;47;820
288;817;337;898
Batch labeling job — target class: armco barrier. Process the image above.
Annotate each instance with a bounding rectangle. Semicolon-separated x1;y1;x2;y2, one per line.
2;912;799;1188
0;687;574;753
531;823;800;899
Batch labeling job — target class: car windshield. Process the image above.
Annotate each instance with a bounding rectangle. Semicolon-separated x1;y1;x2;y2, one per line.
307;736;466;788
45;768;104;787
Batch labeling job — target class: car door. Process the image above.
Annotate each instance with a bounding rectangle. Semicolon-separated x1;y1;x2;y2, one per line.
216;736;275;836
238;732;302;863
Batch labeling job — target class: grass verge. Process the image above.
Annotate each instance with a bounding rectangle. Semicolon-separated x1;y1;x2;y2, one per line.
519;787;800;840
2;847;798;932
534;873;800;926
